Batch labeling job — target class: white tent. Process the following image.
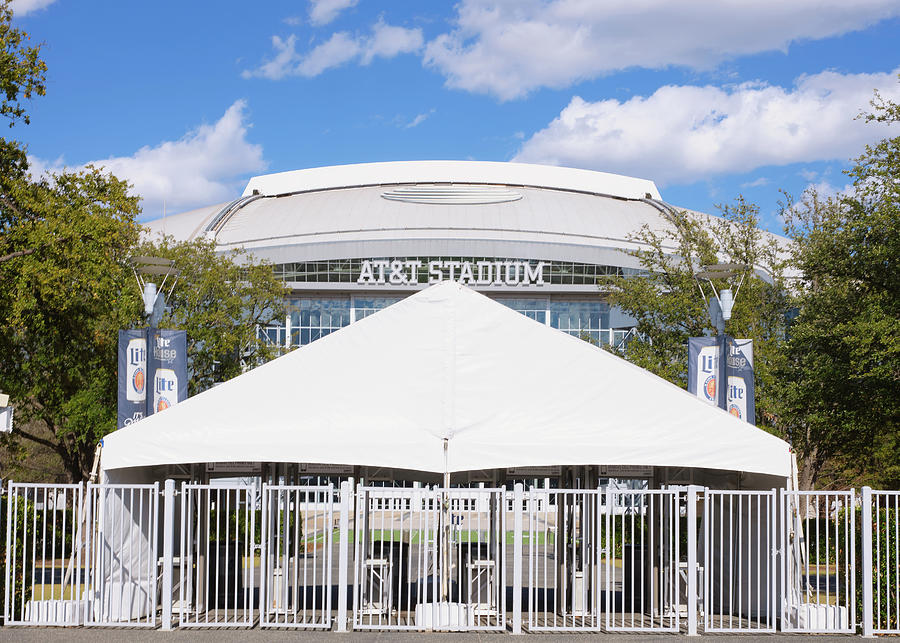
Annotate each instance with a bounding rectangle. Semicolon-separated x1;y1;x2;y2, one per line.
102;282;791;479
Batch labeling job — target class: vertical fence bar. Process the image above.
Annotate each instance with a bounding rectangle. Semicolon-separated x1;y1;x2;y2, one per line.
337;480;351;632
4;480;12;626
161;480;174;630
862;486;874;638
512;482;523;635
687;485;698;636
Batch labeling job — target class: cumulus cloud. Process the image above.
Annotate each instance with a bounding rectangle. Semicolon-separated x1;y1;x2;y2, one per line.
424;0;900;100
243;19;423;79
296;32;361;76
402;109;435;129
29;100;266;217
513;69;900;186
309;0;358;26
10;0;57;16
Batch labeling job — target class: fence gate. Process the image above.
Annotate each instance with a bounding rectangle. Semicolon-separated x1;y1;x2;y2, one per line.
179;483;257;627
85;483;159;627
525;489;603;632
4;483;86;626
259;484;334;628
352;486;504;632
605;488;682;632
704;489;777;633
781;490;855;633
869;490;899;635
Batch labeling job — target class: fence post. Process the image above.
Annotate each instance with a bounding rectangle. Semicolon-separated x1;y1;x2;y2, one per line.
512;482;523;635
861;486;874;638
160;479;175;631
336;480;351;632
686;485;699;636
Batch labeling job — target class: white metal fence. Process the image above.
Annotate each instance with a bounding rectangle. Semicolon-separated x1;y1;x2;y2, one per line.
525;489;602;632
260;484;334;628
704;489;777;633
606;488;682;632
85;483;159;627
178;483;256;628
867;489;899;635
4;483;85;626
352;486;505;632
781;490;856;634
3;481;899;634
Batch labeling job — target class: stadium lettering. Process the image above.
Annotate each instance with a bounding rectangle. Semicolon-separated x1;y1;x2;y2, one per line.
357;259;546;286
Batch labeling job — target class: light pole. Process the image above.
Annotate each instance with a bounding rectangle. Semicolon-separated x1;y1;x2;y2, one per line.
694;263;750;411
129;256;180;418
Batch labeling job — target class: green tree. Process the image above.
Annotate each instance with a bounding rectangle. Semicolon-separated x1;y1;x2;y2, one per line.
0;2;289;481
137;236;289;395
602;199;791;437
0;168;143;481
779;92;900;489
0;0;46;128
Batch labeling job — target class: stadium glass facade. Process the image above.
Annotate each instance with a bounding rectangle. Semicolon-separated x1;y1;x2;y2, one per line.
259;271;635;350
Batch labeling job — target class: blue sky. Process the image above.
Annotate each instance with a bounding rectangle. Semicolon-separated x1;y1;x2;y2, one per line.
11;0;900;231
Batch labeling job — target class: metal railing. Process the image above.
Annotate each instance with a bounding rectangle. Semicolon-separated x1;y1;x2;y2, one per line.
781;490;856;633
85;483;159;627
605;488;682;632
3;481;900;634
3;483;86;626
352;486;505;632
704;489;777;632
178;483;256;628
866;489;899;635
260;484;334;628
525;489;602;632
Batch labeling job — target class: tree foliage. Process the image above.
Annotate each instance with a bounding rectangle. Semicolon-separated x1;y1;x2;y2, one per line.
137;236;288;395
0;4;288;481
602;199;791;437
0;0;45;128
778;92;900;489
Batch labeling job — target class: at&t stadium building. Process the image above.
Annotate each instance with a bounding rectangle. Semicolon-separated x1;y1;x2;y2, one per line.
145;160;705;349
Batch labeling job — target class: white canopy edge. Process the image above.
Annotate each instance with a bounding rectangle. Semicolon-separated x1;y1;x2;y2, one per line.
102;282;791;478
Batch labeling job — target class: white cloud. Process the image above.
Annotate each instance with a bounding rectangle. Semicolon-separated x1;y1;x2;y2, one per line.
241;35;299;80
741;177;770;188
513;69;900;186
309;0;358;26
29;100;266;217
403;109;435;129
10;0;57;16
244;19;423;79
297;32;361;77
423;0;900;100
361;19;425;65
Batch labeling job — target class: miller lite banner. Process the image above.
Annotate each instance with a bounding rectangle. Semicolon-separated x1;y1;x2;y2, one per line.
687;337;756;424
118;329;148;428
118;328;188;428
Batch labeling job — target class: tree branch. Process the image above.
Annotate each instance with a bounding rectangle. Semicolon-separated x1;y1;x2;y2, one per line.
13;425;58;450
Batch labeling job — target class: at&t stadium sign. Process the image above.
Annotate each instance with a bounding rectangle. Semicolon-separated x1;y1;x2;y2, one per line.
357;259;546;286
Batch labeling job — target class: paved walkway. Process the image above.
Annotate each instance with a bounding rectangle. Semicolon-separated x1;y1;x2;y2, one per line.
1;629;862;642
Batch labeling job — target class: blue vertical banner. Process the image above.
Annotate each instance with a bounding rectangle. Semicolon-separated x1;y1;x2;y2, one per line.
725;337;756;424
117;329;147;428
147;329;188;415
688;337;756;424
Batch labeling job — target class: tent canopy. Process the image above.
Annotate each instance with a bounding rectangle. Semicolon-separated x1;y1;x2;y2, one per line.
102;282;791;478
